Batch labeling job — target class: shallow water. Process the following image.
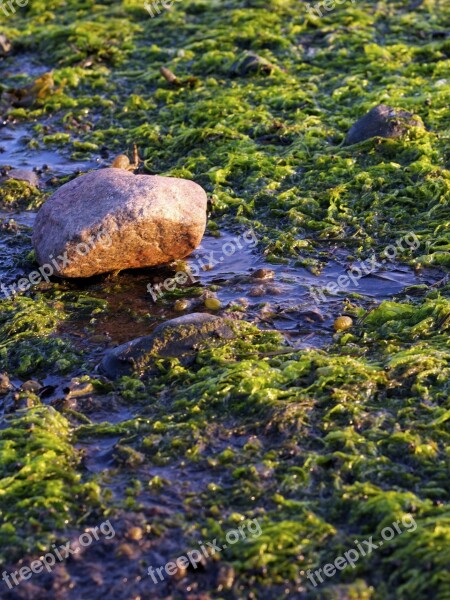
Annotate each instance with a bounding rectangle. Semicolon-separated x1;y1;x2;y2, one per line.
0;119;440;352
0;125;103;177
0;208;441;356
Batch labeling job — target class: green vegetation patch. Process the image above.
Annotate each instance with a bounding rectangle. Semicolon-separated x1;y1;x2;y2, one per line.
74;292;450;598
0;0;449;597
0;406;101;561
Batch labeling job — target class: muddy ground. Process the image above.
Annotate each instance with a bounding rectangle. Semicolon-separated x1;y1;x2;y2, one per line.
0;0;449;599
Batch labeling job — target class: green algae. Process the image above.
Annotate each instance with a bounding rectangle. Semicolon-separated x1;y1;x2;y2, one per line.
0;405;101;561
2;0;449;265
0;0;449;597
72;296;449;597
0;179;45;210
0;292;108;377
0;294;78;375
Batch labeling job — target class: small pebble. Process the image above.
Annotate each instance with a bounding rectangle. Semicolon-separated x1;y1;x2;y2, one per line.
334;316;353;332
6;169;39;187
174;299;189;312
67;379;94;398
0;34;11;56
21;380;42;393
204;297;221;310
111;154;130;169
266;285;282;295
217;564;235;591
127;527;143;541
251;268;275;280
0;373;12;395
248;286;265;297
116;543;138;559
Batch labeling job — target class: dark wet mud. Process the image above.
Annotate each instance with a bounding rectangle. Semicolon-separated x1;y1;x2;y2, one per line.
1;206;441;353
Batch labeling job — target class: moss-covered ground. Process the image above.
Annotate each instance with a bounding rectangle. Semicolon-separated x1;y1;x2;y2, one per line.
0;0;449;598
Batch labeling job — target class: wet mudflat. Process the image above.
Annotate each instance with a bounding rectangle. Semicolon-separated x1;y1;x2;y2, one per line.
1;1;450;599
0;207;442;352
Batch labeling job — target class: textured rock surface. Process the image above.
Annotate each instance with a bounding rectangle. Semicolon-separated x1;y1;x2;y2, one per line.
100;313;236;379
32;168;207;277
7;169;39;187
345;104;423;145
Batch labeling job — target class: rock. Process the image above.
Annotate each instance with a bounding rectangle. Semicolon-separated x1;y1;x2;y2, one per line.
111;154;130;169
344;104;424;145
230;52;275;76
32;168;207;278
0;373;13;396
204;297;221;310
6;168;39;187
0;35;11;56
20;380;42;393
174;299;189;311
100;313;235;379
334;316;353;332
67;378;95;398
251;268;275;280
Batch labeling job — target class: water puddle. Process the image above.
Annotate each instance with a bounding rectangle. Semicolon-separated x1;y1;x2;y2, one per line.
53;228;441;350
0;125;103;178
0;209;440;350
0;210;36;287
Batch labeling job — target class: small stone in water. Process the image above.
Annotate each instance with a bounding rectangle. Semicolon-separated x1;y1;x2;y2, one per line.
0;34;11;56
112;154;130;169
251;268;275;280
127;527;143;541
204;297;221;310
248;286;265;297
7;169;39;187
21;380;42;392
174;299;189;311
217;564;235;591
334;316;353;332
0;373;12;395
266;285;282;295
67;379;95;398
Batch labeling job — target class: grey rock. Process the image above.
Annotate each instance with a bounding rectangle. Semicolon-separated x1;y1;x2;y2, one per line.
7;168;39;187
32;168;207;278
344;104;423;145
100;313;236;379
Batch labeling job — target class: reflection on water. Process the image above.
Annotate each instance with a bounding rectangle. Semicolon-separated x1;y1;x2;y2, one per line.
0;125;103;176
0;211;440;349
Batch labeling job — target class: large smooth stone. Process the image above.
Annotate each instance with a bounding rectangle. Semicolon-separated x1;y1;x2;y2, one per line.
344;104;423;145
32;168;207;278
100;313;236;379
